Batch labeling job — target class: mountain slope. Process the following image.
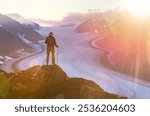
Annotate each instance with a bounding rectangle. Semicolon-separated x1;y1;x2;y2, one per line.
7;13;41;31
75;18;109;34
0;13;43;58
0;14;43;42
0;24;32;57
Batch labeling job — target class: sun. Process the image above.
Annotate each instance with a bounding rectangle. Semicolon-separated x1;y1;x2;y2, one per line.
123;0;150;17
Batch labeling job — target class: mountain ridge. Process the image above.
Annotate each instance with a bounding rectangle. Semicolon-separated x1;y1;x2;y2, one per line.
0;13;43;59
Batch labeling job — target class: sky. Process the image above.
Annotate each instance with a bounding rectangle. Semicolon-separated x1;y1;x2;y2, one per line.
0;0;125;21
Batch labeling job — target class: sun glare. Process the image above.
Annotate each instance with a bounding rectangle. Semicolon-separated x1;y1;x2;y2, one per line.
123;0;150;17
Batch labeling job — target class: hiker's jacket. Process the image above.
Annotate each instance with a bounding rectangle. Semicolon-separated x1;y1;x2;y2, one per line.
45;35;57;47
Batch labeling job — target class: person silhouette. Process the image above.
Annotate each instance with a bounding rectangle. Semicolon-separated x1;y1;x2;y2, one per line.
45;32;59;65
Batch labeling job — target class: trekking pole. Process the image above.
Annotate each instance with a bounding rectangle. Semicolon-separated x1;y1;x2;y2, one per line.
57;47;59;64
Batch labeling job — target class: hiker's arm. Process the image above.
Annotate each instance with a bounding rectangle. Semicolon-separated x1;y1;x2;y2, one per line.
45;37;48;44
54;37;59;47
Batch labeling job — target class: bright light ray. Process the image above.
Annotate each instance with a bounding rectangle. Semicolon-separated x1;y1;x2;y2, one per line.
123;0;150;17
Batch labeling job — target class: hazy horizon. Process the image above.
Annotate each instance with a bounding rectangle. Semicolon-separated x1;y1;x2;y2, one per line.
0;0;124;21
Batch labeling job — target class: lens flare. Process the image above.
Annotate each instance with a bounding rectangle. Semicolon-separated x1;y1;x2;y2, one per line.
123;0;150;17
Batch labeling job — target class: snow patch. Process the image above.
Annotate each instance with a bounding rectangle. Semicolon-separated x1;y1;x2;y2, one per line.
0;24;2;27
0;55;13;65
8;14;34;25
38;40;45;43
18;33;33;44
0;61;4;65
16;49;25;54
4;56;13;61
18;33;42;52
0;56;4;59
35;27;49;36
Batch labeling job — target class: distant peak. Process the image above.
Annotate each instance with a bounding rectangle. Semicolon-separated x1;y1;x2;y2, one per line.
7;13;23;18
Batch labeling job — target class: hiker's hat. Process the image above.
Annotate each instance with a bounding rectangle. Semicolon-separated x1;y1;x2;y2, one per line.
49;32;54;35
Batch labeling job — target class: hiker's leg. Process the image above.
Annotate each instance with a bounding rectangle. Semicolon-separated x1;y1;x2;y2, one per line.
46;47;50;65
51;47;55;65
46;54;49;65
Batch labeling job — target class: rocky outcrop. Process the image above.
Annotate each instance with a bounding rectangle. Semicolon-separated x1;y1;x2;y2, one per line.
0;65;126;99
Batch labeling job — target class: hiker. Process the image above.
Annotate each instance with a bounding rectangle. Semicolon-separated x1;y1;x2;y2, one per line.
45;32;59;65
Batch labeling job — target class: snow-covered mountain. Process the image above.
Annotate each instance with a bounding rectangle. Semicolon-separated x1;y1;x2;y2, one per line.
0;13;43;61
7;13;41;31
